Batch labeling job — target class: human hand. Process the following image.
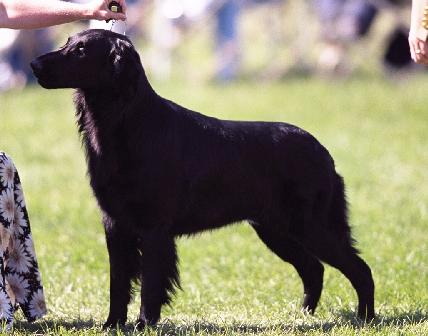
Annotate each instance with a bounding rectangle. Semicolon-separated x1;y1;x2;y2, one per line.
409;34;428;65
86;0;127;21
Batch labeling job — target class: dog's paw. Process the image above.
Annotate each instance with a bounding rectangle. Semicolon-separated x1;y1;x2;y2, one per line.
135;319;147;331
102;317;126;330
136;318;157;331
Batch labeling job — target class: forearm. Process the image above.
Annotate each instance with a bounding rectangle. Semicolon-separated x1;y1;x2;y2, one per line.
0;0;93;29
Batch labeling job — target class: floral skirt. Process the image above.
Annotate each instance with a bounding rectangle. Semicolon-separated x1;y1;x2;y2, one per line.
0;152;47;328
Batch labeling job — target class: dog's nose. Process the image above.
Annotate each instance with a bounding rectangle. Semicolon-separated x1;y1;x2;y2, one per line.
30;59;42;76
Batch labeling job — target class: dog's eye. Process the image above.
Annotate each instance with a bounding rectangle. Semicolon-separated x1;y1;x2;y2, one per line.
75;43;85;55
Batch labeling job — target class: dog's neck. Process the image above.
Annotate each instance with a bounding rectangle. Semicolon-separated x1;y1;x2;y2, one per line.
80;72;154;106
75;74;155;123
73;73;157;157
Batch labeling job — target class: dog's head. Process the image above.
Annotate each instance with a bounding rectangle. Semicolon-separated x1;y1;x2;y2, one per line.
31;29;141;90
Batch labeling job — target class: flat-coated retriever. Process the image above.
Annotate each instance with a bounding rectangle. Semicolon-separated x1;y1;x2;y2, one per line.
31;29;375;329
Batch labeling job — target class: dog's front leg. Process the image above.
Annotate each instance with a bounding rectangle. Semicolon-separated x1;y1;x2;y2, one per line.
103;215;140;329
137;228;179;329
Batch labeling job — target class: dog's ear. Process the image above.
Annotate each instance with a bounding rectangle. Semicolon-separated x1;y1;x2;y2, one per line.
109;37;141;85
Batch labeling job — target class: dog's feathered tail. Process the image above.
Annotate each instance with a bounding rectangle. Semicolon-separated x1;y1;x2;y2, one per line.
327;172;359;253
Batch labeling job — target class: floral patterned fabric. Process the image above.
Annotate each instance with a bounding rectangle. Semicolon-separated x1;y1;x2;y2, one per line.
0;152;46;328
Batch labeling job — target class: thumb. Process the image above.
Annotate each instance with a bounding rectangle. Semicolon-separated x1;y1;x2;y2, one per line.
107;12;127;21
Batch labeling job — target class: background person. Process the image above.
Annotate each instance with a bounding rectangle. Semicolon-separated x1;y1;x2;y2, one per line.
409;0;428;64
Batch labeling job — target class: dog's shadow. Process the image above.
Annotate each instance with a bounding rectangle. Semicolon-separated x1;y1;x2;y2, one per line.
14;310;428;335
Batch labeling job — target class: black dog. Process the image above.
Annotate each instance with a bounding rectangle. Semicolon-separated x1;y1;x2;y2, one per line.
31;29;375;329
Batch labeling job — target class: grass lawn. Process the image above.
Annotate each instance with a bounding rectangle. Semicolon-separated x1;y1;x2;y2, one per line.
0;75;427;335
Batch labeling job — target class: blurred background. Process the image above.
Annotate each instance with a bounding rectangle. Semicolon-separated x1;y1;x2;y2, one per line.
0;0;420;90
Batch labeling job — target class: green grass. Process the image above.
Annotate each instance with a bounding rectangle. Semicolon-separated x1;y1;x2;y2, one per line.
0;75;427;335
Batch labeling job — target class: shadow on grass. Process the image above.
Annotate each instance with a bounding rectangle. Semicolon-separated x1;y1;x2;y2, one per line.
13;309;428;335
155;310;428;335
14;319;99;333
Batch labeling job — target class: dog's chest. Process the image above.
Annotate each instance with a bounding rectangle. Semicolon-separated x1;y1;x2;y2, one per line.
75;93;103;155
89;159;130;216
82;112;102;156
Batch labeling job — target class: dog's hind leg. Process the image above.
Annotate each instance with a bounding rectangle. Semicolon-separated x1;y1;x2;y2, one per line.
306;229;375;321
137;228;179;329
305;175;375;321
103;215;141;329
251;224;324;314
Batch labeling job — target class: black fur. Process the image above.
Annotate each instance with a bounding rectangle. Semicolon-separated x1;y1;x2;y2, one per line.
31;29;375;329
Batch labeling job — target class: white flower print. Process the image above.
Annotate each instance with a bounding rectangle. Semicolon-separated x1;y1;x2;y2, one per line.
0;159;14;189
0;289;12;322
32;269;42;283
0;189;14;224
24;236;36;259
12;205;26;236
0;153;46;325
14;183;25;208
6;274;29;304
7;244;32;274
28;289;46;318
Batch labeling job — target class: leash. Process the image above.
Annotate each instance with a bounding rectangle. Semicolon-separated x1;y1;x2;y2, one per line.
106;1;127;35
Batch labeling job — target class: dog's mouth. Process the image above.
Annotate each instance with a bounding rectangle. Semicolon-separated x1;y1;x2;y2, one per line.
30;60;61;89
30;59;43;76
33;75;53;89
30;61;47;85
36;78;52;89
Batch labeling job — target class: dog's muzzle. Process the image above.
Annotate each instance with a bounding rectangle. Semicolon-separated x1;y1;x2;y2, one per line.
30;58;56;88
30;59;43;78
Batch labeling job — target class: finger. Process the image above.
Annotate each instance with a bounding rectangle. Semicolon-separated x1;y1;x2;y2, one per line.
411;41;426;62
409;44;416;61
413;39;428;64
415;53;428;64
413;47;422;62
420;40;428;57
409;41;418;61
418;59;428;65
108;12;127;20
117;0;127;14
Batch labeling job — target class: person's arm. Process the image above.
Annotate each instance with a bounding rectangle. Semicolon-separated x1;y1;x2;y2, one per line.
409;0;428;65
0;0;127;29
